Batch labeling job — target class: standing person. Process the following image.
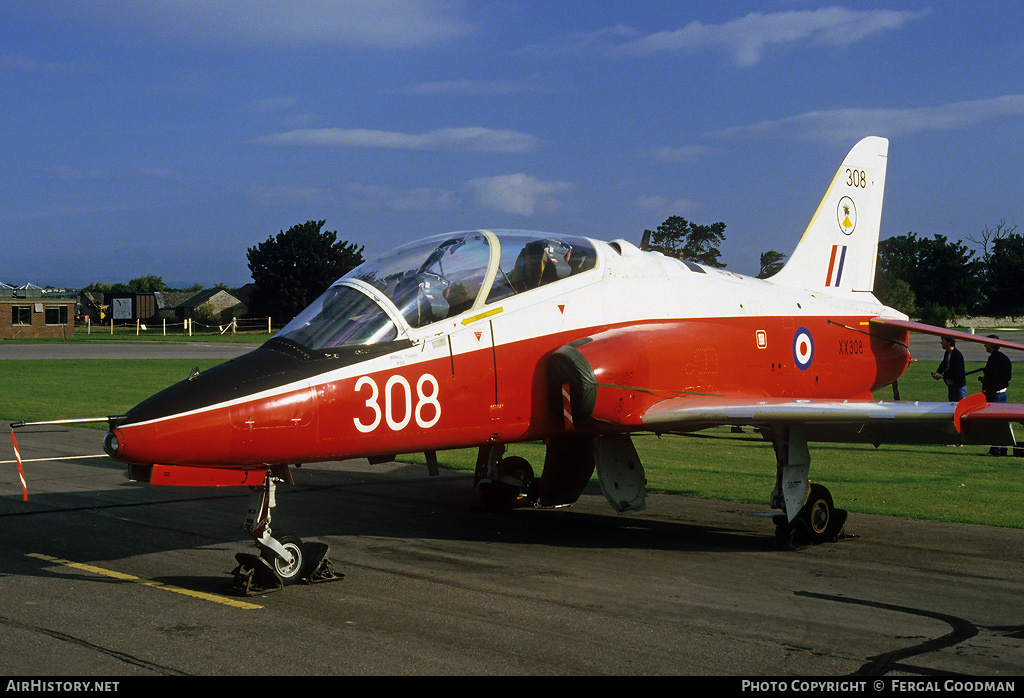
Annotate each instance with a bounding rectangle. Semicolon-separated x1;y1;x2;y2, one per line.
931;336;967;401
980;335;1012;456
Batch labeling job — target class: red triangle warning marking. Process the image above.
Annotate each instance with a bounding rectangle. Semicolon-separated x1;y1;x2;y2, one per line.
557;304;565;314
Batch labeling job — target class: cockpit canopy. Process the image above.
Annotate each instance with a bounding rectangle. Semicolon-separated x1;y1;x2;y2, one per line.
277;230;597;350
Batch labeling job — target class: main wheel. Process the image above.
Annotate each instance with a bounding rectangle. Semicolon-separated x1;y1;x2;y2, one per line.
479;456;536;510
262;534;304;585
798;484;836;544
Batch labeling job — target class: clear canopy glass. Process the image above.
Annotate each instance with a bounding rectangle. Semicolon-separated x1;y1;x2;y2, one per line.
276;231;597;350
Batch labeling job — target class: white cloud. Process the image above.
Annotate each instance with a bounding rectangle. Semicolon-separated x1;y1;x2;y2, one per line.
519;24;638;56
406;79;536;96
62;0;477;49
634;195;697;214
389;187;457;212
2;54;102;73
465;174;574;216
247;96;299;113
542;8;929;66
649;145;714;163
251;174;576;215
246;181;456;212
255;126;540;153
342;183;456;212
717;94;1024;142
51;165;178;181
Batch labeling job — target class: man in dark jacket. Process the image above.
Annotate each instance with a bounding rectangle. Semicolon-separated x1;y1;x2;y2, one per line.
932;336;967;401
980;335;1012;456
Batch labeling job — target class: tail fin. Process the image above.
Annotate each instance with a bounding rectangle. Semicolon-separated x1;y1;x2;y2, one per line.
770;136;888;294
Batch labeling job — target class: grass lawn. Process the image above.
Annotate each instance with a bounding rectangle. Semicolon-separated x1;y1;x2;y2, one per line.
0;359;222;424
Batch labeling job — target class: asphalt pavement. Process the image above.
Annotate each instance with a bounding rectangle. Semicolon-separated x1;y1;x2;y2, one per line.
0;427;1021;676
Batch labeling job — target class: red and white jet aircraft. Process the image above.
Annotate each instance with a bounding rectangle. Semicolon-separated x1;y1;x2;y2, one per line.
14;137;1024;591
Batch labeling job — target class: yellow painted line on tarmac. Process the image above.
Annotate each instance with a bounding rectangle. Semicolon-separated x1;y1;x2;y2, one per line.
27;553;262;610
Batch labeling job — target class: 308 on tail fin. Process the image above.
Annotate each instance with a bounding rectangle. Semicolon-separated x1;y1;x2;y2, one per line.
771;136;888;294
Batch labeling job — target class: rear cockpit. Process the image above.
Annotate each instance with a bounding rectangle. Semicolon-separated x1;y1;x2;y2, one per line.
276;230;598;351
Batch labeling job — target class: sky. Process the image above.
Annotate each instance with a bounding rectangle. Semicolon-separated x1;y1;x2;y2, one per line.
3;1;1023;289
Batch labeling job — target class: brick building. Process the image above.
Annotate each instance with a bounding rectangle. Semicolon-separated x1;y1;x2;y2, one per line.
0;284;77;340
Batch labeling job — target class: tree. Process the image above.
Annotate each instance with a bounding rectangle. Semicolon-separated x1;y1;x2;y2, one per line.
875;232;984;322
987;232;1024;315
966;218;1017;267
966;219;1019;313
247;220;364;322
874;234;914;314
757;250;786;278
916;234;984;314
874;272;917;317
876;233;923;293
85;281;129;294
127;275;169;293
644;216;727;268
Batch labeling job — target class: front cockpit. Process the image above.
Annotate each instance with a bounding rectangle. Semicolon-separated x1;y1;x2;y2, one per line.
276;230;598;352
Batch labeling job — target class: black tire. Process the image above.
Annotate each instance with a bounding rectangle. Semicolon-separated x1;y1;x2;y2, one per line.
500;456;534;493
262;534;304;585
479;456;535;510
799;484;835;544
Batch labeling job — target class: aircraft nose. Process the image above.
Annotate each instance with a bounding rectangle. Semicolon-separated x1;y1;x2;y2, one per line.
107;340;321;466
105;337;411;468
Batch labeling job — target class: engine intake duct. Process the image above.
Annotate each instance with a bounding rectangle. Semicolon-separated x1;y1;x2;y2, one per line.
547;339;598;425
548;324;692;428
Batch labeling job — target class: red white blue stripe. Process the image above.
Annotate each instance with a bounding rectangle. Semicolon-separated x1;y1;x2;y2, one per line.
826;245;847;287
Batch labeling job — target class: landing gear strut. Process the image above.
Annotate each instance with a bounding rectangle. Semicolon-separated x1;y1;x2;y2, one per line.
229;468;342;596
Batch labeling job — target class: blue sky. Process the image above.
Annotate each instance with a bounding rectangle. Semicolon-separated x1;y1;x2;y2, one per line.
3;1;1023;289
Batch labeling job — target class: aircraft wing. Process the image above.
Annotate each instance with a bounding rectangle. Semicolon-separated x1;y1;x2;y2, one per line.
639;393;1024;446
628;317;1024;447
869;317;1024;353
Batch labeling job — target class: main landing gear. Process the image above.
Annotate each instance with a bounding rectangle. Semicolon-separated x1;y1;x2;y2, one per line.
769;424;848;547
230;468;342;596
475;447;538;511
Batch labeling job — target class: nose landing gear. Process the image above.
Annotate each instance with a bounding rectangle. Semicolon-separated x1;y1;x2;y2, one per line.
229;468;342;596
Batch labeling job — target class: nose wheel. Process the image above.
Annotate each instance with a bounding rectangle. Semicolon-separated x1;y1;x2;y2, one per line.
229;470;342;596
261;533;304;584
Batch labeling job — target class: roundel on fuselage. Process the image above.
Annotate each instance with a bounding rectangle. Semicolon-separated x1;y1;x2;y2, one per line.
793;328;814;370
